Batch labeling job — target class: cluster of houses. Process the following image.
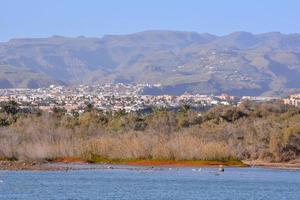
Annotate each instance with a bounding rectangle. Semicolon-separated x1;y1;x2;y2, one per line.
283;94;300;107
0;84;298;114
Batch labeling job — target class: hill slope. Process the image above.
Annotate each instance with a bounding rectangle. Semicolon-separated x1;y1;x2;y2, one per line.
1;31;300;95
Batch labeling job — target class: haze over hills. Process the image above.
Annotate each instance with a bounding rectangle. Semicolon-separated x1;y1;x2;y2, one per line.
1;30;300;96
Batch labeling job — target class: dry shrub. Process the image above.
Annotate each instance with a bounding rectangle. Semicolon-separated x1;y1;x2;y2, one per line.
83;132;232;161
1;102;299;162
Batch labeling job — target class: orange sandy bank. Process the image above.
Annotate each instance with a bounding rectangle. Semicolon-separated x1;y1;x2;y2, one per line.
50;157;88;163
123;160;247;167
48;157;247;167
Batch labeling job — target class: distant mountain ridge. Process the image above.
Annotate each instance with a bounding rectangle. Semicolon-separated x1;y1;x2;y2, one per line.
1;30;300;96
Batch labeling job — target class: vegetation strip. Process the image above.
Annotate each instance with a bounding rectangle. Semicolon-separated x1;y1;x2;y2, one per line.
0;101;299;165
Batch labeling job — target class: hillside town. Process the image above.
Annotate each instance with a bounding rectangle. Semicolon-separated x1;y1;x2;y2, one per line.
0;84;297;114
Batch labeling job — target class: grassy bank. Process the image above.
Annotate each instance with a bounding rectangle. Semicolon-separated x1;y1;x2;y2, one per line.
0;101;299;163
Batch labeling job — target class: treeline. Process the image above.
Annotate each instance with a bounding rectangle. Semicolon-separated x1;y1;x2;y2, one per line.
0;100;299;162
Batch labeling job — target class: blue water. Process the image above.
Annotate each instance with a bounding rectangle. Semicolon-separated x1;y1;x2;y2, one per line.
0;165;299;200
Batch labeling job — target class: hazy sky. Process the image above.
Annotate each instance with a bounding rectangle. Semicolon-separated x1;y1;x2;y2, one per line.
1;0;299;41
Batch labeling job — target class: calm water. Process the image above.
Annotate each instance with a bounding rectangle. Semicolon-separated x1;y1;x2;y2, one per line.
0;165;299;200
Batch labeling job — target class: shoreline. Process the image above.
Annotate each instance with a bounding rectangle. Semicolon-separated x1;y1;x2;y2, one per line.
0;160;73;171
120;160;247;167
1;159;299;171
0;159;246;171
242;160;300;170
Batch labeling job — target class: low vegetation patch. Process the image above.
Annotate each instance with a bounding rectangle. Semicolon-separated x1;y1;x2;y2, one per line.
0;101;299;164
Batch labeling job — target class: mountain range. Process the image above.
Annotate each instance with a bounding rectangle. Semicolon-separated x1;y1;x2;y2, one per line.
1;30;300;96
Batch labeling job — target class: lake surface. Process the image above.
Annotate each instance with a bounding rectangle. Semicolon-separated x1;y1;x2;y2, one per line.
0;165;299;200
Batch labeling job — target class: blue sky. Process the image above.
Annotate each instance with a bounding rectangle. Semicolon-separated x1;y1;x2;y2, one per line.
1;0;299;41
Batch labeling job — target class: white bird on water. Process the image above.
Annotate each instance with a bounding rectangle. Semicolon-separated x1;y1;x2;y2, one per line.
192;168;202;172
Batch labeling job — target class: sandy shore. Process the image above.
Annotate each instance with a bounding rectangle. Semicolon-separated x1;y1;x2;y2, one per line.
0;161;74;171
123;160;247;167
1;160;299;171
243;160;300;170
0;160;246;170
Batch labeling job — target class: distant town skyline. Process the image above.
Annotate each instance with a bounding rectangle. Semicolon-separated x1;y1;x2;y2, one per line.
1;0;300;42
